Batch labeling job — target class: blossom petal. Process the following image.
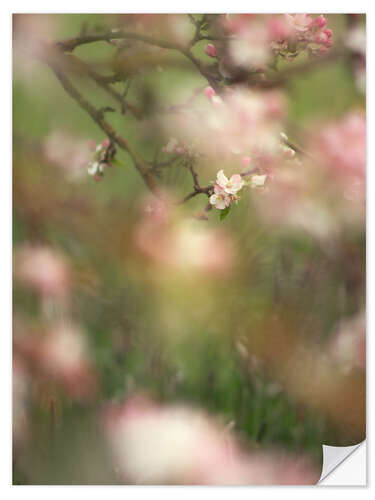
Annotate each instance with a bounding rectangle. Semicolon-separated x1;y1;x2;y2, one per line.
216;197;228;209
209;194;218;205
251;174;267;188
217;170;229;188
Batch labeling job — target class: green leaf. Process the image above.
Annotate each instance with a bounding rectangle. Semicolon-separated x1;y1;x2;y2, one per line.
111;158;126;168
219;205;231;221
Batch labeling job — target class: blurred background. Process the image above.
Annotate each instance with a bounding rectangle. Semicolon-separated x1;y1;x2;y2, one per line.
13;13;365;485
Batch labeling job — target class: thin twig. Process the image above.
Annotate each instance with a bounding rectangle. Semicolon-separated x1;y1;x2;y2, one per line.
66;54;142;118
46;58;158;194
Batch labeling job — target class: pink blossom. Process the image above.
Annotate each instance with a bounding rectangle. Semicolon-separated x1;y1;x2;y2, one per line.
102;395;320;485
204;86;216;99
314;15;327;28
313;112;366;181
285;14;313;32
228;21;271;69
164;87;286;165
315;32;328;45
39;323;96;398
205;43;217;57
15;245;71;298
267;16;293;41
13;15;58;77
162;137;179;153
324;28;333;38
14;322;97;401
209;184;231;210
216;169;244;195
43;130;92;182
134;200;233;275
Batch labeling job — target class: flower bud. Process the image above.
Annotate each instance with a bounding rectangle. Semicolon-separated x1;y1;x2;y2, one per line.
314;15;327;28
204;43;217;57
204;86;216;99
315;32;328;44
324;28;333;38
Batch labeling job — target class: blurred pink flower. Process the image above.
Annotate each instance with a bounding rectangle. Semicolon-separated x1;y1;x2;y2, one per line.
43;130;92;182
313;15;327;29
14;322;97;401
134;201;233;275
39;323;97;399
103;395;320;485
285;14;313;32
228;21;271;69
310;112;366;209
204;86;216;99
164;87;286;167
267;16;293;41
283;14;332;53
15;245;71;298
13;14;58;77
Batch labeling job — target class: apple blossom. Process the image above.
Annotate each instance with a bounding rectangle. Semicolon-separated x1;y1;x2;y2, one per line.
86;139;115;179
216;169;244;195
209;185;231;210
285;14;313;32
313;15;327;28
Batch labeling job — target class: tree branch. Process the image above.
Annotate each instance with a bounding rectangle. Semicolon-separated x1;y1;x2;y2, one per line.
45;57;158;194
56;30;221;92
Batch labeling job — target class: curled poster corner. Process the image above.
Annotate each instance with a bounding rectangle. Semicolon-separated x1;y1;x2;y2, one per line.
318;441;366;484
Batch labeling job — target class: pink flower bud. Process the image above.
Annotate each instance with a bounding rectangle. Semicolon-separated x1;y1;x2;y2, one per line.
314;15;327;28
87;139;96;151
325;39;333;48
241;156;251;167
315;32;328;44
324;28;333;38
204;43;217;58
102;138;110;148
204;86;216;99
319;46;328;55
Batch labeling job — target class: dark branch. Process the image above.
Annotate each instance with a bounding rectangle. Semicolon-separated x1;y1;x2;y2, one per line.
45;57;158;194
56;30;221;92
